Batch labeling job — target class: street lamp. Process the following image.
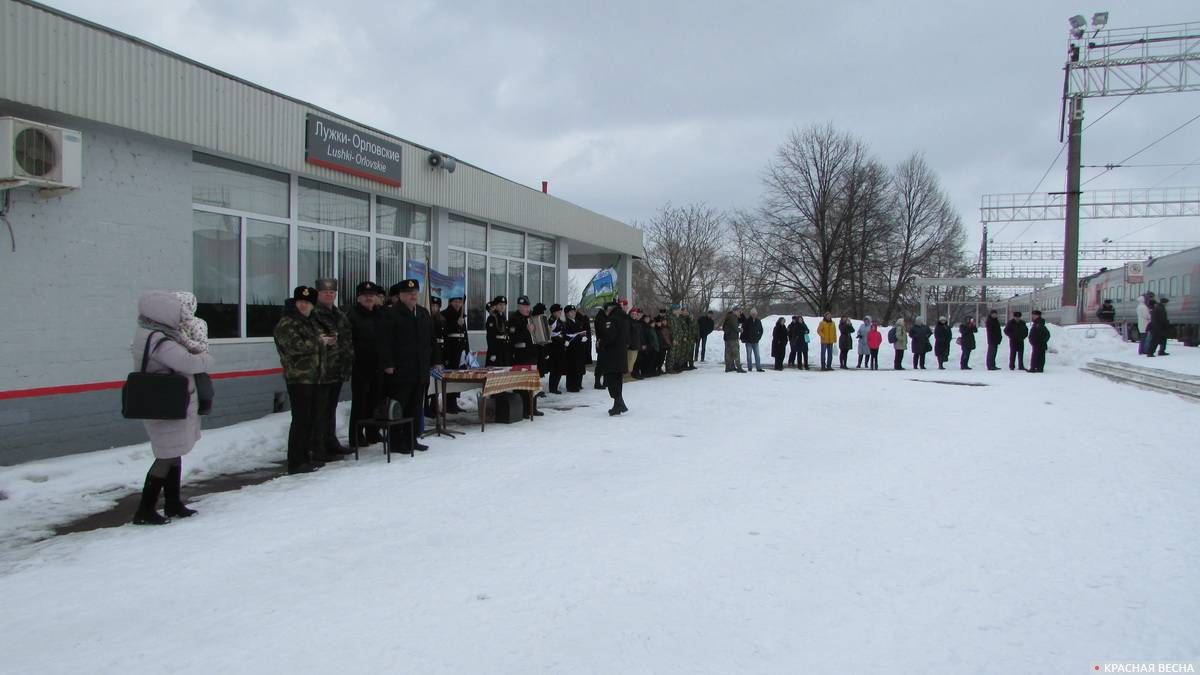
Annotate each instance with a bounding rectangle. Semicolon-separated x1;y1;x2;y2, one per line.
1091;12;1108;28
1069;14;1087;39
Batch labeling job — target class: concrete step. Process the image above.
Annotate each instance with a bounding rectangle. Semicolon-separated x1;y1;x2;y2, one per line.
1083;359;1200;401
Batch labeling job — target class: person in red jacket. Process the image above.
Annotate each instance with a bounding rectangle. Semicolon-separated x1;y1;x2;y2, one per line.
866;320;883;370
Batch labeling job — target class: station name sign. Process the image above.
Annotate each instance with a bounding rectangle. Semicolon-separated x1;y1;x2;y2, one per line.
305;114;402;187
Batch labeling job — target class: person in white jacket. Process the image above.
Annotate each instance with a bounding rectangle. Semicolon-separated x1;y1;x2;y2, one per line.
1136;292;1154;354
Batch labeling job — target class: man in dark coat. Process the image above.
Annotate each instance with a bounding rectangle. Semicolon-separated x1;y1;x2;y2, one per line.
380;279;441;452
627;307;645;378
1028;310;1050;373
592;308;606;389
1149;297;1171;357
563;305;590;392
440;296;469;413
908;318;932;370
1004;311;1028;371
509;295;537;366
313;278;354;458
485;296;512;366
507;295;544;416
958;317;978;370
1097;299;1116;325
347;281;386;447
786;316;809;369
595;300;631;415
441;296;469;370
933;317;952;370
984;309;1003;370
696;310;715;362
547;304;567;394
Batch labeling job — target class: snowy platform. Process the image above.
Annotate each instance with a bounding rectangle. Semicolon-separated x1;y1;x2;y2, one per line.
1;327;1198;674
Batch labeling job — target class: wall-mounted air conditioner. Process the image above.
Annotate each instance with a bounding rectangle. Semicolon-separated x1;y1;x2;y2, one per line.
0;117;82;189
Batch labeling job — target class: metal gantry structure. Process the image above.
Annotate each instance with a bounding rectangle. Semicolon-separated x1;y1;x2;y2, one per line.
980;188;1200;222
979;16;1200;317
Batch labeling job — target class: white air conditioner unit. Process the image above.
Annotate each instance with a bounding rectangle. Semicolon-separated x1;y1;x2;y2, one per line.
0;117;83;189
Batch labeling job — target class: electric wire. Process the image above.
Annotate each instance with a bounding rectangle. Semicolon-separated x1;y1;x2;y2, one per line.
990;142;1067;239
1081;110;1200;187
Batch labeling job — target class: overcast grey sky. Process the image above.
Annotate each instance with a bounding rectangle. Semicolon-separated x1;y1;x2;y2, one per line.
44;0;1200;259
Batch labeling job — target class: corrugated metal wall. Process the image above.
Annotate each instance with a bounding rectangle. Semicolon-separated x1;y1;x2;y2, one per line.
0;0;644;256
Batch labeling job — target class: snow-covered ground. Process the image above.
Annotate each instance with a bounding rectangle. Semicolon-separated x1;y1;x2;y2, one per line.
1;323;1198;674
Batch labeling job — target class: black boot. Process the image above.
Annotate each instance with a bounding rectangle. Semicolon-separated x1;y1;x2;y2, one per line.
163;464;197;518
133;474;170;525
618;398;628;413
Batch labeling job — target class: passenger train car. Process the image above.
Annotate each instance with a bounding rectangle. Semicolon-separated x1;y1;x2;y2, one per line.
988;244;1200;346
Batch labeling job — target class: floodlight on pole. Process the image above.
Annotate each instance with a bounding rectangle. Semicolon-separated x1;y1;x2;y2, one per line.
1091;11;1108;27
1069;14;1087;39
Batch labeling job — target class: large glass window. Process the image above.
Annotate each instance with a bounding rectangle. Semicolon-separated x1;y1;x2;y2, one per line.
377;197;431;240
528;234;555;263
542;266;556;305
508;260;524;302
192;211;240;339
467;253;487;330
527;265;542;306
245;219;289;337
491;226;524;258
377;239;405;295
298;227;334;288
298;178;369;231
192;153;289;218
339;234;370;307
448;215;487;250
490;258;507;302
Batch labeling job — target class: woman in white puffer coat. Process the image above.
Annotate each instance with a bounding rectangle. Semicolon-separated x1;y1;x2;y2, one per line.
131;291;215;525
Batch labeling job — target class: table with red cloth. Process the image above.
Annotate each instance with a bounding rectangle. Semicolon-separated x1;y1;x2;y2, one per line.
438;367;543;431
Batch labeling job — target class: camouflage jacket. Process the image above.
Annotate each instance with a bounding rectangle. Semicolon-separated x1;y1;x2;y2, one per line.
313;303;355;382
274;302;328;384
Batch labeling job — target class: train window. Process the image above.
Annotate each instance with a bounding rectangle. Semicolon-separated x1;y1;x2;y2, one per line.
1170;276;1178;296
1149;280;1157;294
1184;274;1191;296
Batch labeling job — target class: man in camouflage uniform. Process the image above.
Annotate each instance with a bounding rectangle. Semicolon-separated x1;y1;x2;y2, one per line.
684;307;699;370
274;285;334;474
313;278;355;458
666;304;685;373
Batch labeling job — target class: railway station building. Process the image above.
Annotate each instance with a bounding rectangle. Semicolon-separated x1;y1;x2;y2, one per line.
0;0;644;463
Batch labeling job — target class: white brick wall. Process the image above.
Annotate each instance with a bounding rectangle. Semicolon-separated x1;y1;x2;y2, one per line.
0;108;192;391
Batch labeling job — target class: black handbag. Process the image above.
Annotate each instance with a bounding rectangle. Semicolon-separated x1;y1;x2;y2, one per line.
121;331;190;420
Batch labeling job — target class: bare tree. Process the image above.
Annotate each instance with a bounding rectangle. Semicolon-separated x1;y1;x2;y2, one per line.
722;210;774;313
874;153;967;322
757;124;873;313
640;203;726;307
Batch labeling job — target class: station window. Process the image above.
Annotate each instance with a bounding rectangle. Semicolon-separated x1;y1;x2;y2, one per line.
192;211;289;339
297;178;369;231
376;197;431;241
192;153;289;218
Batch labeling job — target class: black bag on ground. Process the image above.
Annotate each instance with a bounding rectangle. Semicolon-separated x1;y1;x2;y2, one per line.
122;331;190;420
490;391;525;424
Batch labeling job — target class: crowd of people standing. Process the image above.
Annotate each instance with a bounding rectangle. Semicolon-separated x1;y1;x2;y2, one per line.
128;282;1064;527
717;307;1053;375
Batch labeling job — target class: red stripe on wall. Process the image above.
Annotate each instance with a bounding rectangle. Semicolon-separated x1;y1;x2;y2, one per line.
305;156;403;187
0;368;283;401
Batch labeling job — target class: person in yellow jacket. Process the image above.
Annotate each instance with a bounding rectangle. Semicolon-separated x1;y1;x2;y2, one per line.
816;311;837;371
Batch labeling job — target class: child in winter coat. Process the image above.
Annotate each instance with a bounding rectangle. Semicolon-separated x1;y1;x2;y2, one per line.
866;321;883;370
